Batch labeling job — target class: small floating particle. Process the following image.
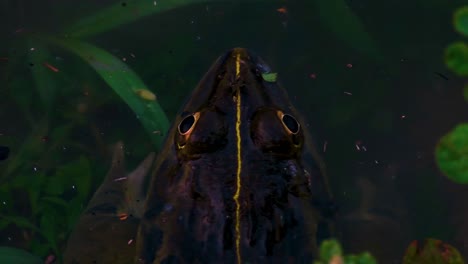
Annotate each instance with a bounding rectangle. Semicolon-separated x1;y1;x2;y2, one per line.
128;239;134;245
434;72;449;80
346;63;353;68
130;53;136;58
277;7;287;14
43;62;59;72
323;141;328;153
309;73;317;79
344;91;352;95
152;130;161;135
119;213;128;221
262;72;278;82
135;89;156;101
114;177;127;182
401;115;406;119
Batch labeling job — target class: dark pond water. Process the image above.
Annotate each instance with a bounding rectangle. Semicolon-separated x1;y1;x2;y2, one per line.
0;1;467;263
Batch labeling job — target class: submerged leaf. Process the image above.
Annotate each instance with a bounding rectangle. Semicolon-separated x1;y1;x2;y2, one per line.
64;0;231;38
28;41;57;116
435;123;468;184
454;6;468;37
319;239;343;263
313;0;384;61
445;42;468;76
42;37;169;149
0;247;42;264
403;238;465;264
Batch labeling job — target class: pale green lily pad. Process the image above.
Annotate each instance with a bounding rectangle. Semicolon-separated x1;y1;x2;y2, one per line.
0;247;42;264
445;42;468;76
403;238;465;264
436;123;468;184
261;72;278;82
454;6;468;36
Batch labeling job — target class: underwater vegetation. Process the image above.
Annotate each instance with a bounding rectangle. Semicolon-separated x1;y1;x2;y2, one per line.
0;0;466;263
436;5;468;184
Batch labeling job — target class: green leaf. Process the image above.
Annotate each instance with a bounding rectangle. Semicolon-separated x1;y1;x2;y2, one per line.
403;239;465;264
0;216;40;233
63;0;229;38
0;247;42;264
445;42;468;76
65;196;85;232
1;120;49;183
46;156;92;199
319;239;343;263
41;36;169;149
313;0;384;61
454;6;468;37
435;123;468;184
344;252;377;264
40;196;69;209
261;72;278;82
28;41;57;116
39;213;59;256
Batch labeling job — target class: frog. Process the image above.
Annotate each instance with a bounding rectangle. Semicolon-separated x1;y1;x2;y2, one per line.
64;48;335;264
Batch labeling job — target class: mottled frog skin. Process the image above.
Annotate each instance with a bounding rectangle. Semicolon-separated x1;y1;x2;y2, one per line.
135;48;335;264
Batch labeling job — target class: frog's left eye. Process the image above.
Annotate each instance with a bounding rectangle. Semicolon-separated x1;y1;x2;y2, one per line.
176;110;227;158
278;112;300;135
178;112;200;135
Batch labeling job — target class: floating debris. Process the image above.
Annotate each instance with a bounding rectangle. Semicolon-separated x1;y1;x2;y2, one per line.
135;89;156;101
43;62;59;72
277;7;287;14
434;72;449;80
119;213;128;221
261;72;278;82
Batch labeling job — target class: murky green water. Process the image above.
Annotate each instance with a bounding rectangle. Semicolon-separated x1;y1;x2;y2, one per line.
0;1;467;263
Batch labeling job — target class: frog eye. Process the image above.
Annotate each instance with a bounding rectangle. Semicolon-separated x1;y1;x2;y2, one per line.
178;112;200;135
277;112;300;134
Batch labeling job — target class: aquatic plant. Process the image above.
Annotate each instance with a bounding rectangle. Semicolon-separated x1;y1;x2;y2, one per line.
0;0;395;262
313;239;377;264
436;5;468;184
